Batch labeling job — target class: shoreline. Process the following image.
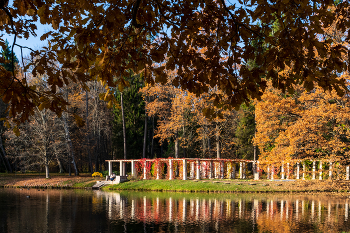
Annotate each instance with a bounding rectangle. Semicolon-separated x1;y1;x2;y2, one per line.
1;174;350;194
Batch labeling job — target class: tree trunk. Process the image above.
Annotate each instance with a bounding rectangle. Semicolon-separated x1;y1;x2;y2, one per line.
142;112;147;159
121;92;127;159
175;132;179;158
44;150;50;179
151;117;154;157
0;135;12;172
53;144;65;173
86;89;93;172
216;124;220;159
63;88;79;176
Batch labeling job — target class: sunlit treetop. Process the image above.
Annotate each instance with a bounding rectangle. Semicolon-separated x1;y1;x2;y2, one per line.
0;0;350;126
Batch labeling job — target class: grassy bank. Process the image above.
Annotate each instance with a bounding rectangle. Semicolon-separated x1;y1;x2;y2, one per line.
102;179;350;193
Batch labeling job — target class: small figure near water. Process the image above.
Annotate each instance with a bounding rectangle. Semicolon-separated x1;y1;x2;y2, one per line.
110;173;116;181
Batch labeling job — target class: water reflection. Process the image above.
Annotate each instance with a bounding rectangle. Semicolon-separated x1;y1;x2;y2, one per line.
100;191;350;232
1;188;350;232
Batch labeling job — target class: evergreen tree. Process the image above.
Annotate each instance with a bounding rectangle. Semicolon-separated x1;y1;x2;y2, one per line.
1;40;19;72
112;74;146;159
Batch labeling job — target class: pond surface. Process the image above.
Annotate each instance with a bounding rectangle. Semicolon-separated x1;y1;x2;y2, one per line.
0;188;350;232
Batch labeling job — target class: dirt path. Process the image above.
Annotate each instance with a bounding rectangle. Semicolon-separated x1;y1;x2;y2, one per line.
0;175;101;188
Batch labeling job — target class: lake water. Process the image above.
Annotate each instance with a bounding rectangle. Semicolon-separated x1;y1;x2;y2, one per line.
0;188;349;232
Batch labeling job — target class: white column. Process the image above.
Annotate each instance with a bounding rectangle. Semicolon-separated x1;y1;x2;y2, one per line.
281;163;285;179
232;163;236;179
183;159;187;180
319;161;323;180
120;161;124;176
143;160;147;179
209;161;213;179
242;162;246;179
302;162;305;180
156;161;160;180
196;160;201;180
239;162;243;179
271;165;274;180
267;165;270;180
191;162;195;179
169;159;173;180
296;162;300;179
286;163;290;179
221;161;225;179
346;166;350;180
254;162;259;180
312;161;316;180
108;161;112;176
329;162;333;180
131;161;136;178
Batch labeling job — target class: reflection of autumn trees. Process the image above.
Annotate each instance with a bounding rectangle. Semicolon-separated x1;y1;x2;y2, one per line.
101;192;350;232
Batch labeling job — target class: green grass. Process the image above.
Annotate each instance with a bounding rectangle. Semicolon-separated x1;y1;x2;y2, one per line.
72;180;96;188
102;179;285;193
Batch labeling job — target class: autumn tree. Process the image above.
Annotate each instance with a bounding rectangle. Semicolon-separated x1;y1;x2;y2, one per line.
0;1;349;125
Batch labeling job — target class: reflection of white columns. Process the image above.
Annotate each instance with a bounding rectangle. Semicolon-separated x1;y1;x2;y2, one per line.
302;200;305;217
182;198;186;222
270;200;273;219
281;163;285;179
286;163;290;179
131;199;135;220
329;162;333;180
196;198;200;221
169;160;173;180
345;201;349;221
328;202;331;221
318;201;322;222
196;160;201;180
311;200;315;219
131;161;136;178
183;159;187;180
226;199;231;218
143;196;147;221
280;200;284;220
296;163;300;179
169;197;173;222
266;200;270;218
156;197;159;220
319;161;323;180
254;199;259;219
190;199;194;217
239;199;242;218
108;161;112;176
296;200;299;220
286;201;289;219
312;161;316;180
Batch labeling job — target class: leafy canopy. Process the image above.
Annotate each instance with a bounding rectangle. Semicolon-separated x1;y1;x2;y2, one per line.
0;0;349;124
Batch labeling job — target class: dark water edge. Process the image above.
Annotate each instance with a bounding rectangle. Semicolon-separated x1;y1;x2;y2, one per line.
1;188;350;233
